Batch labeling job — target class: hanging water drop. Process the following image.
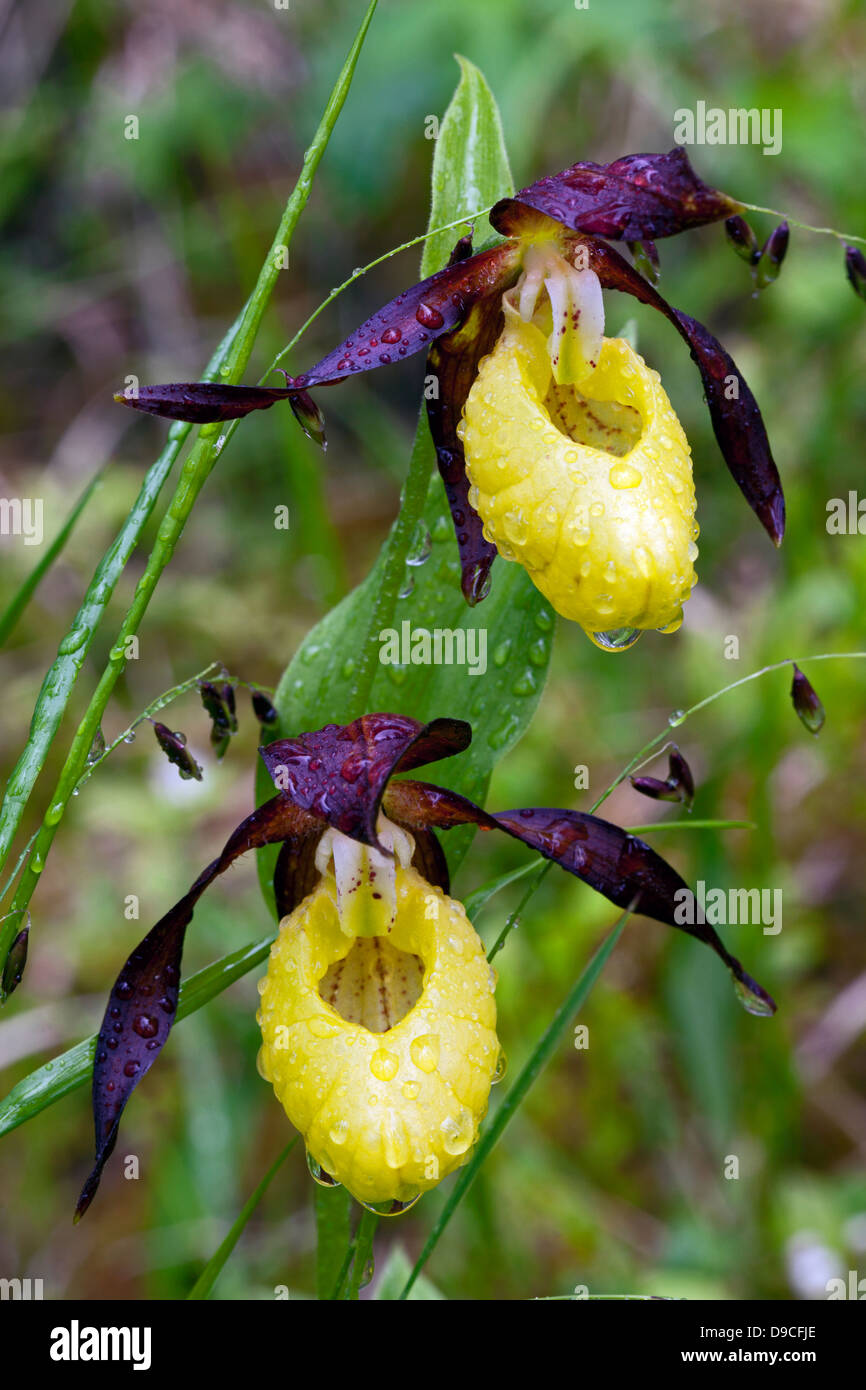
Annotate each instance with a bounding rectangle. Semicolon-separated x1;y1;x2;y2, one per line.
590;628;643;652
306;1151;341;1187
87;728;106;765
732;975;776;1018
406;522;432;567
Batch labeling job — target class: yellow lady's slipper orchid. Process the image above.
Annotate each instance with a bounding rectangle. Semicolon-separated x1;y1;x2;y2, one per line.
256;822;500;1211
459;260;699;650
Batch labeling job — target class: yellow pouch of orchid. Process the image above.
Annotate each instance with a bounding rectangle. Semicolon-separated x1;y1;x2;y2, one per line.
460;301;699;649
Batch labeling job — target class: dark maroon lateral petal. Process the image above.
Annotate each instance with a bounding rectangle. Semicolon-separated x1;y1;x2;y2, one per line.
259;714;472;854
407;828;451;895
75;794;321;1221
291;241;521;389
491;149;740;243
581;238;785;546
273;833;324;919
384;779;775;1012
115;382;297;423
427;288;511;604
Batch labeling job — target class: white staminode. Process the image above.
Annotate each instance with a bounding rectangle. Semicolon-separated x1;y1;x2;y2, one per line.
314;815;416;938
512;243;605;386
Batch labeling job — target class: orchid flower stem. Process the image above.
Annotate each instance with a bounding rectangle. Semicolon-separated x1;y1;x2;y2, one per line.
733;201;866;247
0;0;380;981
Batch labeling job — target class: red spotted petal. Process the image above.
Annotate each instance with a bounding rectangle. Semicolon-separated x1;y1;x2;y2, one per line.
491;148;740;243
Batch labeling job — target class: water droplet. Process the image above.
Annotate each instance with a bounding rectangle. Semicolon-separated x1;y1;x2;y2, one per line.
86;728;106;765
381;326;402;344
45;801;65;826
609;461;643;489
132;1014;158;1039
492;1049;507;1084
492;638;512;667
512;672;537;697
329;1119;349;1146
58;627;87;656
306;1151;340;1187
406;523;432;567
370;1048;399;1081
668;708;686;727
402;1080;420;1100
528;637;549;667
440;1109;474;1156
733;976;775;1018
657;610;683;635
534;608;554;632
416;302;444;329
342;657;356;678
123;1059;140;1078
359;1194;420;1218
488;713;521;749
398;575;414;599
123;731;136;745
590;628;642;652
410;1034;440;1074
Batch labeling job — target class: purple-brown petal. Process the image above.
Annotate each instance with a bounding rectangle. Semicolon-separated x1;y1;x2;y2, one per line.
259;714;472;853
384;780;774;1012
426;290;511;604
115;383;295;423
491;149;740;243
581;237;785;546
291;241;521;389
75;794;321;1219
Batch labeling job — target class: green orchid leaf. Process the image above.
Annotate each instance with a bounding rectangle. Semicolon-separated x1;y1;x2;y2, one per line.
422;54;514;278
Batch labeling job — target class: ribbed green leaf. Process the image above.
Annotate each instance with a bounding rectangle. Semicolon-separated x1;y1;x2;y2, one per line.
421;54;513;277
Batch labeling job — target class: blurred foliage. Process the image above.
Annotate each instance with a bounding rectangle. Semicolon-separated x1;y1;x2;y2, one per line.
1;0;865;1301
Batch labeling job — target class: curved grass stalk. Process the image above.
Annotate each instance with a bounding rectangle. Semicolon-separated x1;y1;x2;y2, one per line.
0;0;380;982
187;1137;298;1300
0;464;108;649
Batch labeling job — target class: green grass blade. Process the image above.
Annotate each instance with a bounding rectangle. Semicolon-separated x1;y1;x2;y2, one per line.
0;466;106;649
0;308;242;888
0;0;380;973
0;932;276;1138
398;912;630;1299
187;1137;298;1300
316;1184;353;1300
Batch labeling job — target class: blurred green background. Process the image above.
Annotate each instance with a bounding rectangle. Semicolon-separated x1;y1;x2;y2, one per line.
1;0;865;1300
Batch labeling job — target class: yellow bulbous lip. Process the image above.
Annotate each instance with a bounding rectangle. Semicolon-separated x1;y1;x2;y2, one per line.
257;864;500;1207
460;312;699;642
